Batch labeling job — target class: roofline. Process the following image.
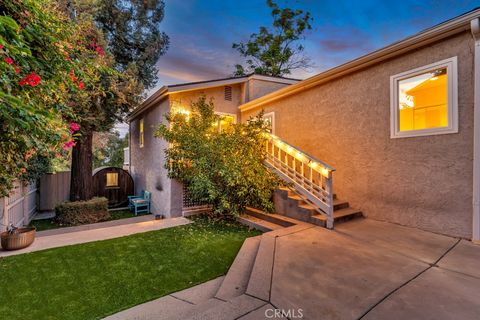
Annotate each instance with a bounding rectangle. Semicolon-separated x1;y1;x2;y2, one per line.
239;8;480;112
128;74;301;121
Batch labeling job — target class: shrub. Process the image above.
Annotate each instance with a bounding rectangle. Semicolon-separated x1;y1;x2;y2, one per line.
54;197;110;226
155;96;281;218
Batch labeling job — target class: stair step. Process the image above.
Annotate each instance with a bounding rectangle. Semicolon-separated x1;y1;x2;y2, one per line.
333;199;350;210
310;207;363;227
245;207;296;227
183;295;265;320
215;236;261;301
246;234;275;301
238;214;284;232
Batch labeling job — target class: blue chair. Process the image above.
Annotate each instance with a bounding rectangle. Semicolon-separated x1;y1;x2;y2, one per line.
130;191;151;215
128;191;144;211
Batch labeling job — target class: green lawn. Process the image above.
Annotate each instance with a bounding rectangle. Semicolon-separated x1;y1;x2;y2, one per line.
30;210;147;231
0;216;260;320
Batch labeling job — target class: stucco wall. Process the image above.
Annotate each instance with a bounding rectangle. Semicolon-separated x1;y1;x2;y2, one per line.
247;79;291;102
169;84;242;119
242;32;475;238
130;97;183;218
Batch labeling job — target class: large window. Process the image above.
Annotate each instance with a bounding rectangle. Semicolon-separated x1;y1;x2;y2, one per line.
139;118;144;148
263;112;275;134
390;57;458;138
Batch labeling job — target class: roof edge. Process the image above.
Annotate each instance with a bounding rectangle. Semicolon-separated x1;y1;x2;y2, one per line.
239;8;480;112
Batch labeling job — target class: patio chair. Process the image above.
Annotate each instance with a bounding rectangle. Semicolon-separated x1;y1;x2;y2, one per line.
128;191;144;211
130;191;151;216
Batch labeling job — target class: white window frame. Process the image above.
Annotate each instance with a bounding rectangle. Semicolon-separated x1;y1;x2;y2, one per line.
390;56;458;138
263;112;275;134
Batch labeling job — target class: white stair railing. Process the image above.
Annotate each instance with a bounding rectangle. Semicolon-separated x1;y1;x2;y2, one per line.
264;134;335;229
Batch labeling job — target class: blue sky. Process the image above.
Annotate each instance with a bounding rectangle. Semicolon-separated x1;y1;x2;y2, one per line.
116;0;477;136
153;0;477;88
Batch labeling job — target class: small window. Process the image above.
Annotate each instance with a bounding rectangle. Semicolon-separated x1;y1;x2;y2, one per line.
106;173;118;187
224;86;232;101
263;112;275;134
139;118;144;148
214;112;236;132
390;57;458;138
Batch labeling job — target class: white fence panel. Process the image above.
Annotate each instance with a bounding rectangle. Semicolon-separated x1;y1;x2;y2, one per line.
1;180;38;232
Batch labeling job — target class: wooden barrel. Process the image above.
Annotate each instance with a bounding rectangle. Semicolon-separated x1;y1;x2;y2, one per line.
1;227;36;251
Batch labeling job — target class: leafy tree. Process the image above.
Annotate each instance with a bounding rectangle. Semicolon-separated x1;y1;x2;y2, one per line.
0;0;87;196
93;131;128;169
232;0;313;77
155;96;281;217
95;0;169;89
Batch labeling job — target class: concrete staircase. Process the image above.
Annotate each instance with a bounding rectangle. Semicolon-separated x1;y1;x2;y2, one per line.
274;187;363;227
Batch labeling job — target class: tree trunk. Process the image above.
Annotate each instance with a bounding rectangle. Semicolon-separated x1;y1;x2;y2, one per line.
70;131;93;201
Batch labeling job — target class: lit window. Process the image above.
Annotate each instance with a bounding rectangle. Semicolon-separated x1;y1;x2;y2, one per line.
263;112;275;134
390;57;458;138
106;173;118;187
214;112;236;132
139;118;144;148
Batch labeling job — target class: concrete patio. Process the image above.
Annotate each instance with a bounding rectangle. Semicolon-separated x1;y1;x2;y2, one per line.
105;218;480;320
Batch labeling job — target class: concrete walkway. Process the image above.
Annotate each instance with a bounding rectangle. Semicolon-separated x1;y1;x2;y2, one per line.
0;217;191;258
104;218;480;320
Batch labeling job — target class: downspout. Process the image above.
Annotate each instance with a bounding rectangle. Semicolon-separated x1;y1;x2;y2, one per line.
471;18;480;243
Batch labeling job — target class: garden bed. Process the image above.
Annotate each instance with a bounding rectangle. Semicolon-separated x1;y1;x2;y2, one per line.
0;216;260;320
30;210;146;231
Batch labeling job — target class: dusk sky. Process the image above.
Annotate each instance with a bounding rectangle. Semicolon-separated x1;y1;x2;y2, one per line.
117;0;478;136
154;0;477;87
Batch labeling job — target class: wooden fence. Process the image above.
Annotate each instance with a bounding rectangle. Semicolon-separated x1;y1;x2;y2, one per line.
39;171;71;211
0;181;38;232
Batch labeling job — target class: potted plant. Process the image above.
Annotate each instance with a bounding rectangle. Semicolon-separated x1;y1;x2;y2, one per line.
0;224;36;251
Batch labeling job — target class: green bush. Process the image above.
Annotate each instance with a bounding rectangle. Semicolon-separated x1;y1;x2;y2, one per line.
54;197;110;226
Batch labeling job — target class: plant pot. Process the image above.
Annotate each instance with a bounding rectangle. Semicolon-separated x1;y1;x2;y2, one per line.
1;227;36;251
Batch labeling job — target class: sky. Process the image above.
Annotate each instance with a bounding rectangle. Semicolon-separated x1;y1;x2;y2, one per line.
115;0;478;136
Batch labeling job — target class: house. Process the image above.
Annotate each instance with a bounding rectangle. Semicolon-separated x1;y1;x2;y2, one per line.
127;74;299;217
240;8;480;241
128;8;480;242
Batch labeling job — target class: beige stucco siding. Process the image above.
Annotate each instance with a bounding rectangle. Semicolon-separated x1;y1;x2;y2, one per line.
130;97;183;218
169;84;242;119
242;32;474;238
247;79;291;102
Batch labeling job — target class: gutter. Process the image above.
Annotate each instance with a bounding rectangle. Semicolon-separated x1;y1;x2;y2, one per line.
240;8;480;112
128;86;169;121
471;18;480;243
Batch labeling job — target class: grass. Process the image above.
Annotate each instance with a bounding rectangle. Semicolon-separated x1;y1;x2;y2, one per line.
30;210;147;231
0;216;261;320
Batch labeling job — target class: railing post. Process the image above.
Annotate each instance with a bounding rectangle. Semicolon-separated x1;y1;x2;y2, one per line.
326;172;334;229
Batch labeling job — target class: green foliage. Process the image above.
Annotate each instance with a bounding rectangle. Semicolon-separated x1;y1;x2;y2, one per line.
156;96;281;217
93;131;129;169
54;197;110;226
95;0;169;89
0;0;80;195
232;0;313;76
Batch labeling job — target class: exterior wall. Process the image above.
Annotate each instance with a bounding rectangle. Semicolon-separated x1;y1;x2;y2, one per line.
242;32;474;238
247;79;291;102
130;97;183;218
169;84;242;119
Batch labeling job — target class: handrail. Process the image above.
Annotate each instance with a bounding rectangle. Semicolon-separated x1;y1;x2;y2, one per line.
264;134;335;229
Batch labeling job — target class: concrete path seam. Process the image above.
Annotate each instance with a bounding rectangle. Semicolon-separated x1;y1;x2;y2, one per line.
269;236;278;302
169;294;196;305
233;302;268;320
357;238;461;320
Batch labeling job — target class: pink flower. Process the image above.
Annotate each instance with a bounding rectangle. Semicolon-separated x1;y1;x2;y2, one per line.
69;122;80;132
14;66;19;73
0;44;4;49
95;46;104;57
19;72;41;87
63;140;76;150
5;57;13;65
78;81;85;90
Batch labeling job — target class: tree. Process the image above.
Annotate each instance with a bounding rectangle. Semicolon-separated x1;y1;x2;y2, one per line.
93;131;128;168
0;0;88;196
232;0;313;77
68;0;169;201
95;0;169;89
155;96;281;217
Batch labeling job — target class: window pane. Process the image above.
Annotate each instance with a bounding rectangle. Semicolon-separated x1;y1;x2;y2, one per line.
139;119;144;147
219;115;235;132
398;67;448;131
106;173;118;187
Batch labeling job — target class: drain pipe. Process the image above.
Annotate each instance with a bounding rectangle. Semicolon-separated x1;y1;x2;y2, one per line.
471;18;480;243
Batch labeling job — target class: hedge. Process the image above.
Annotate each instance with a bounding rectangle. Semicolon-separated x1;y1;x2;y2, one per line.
54;197;110;226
